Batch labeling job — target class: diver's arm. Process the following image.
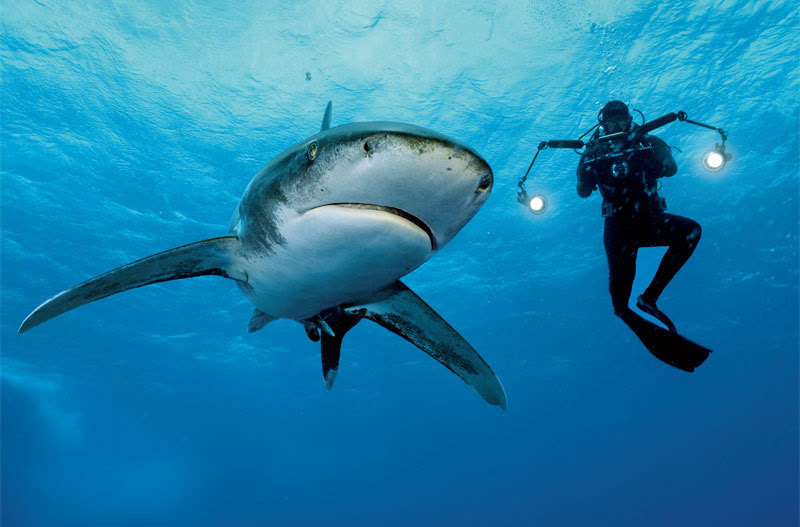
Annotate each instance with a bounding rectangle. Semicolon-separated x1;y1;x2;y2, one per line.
576;156;595;197
648;135;678;178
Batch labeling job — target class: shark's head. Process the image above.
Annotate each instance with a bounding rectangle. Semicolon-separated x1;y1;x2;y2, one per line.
291;121;492;250
239;118;493;252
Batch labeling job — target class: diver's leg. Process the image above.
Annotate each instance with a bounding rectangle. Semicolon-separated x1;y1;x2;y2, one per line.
604;218;638;318
604;218;710;370
641;214;702;303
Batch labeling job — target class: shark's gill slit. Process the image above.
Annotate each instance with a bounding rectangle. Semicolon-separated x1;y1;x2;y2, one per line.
308;203;437;250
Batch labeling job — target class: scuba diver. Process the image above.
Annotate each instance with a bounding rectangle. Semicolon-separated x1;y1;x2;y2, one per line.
577;100;709;371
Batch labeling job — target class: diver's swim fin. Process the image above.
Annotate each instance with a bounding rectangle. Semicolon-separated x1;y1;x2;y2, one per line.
620;309;711;372
636;295;677;333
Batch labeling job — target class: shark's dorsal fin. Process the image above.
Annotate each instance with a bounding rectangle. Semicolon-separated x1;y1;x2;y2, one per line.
320;100;332;131
344;281;507;409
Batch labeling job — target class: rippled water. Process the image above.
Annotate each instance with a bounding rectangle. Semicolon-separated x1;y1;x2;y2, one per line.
2;1;798;525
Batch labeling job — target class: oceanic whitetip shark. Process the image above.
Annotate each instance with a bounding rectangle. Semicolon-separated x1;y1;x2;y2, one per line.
19;102;506;409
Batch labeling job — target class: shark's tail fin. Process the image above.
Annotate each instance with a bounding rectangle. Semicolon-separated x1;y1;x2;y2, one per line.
19;236;244;334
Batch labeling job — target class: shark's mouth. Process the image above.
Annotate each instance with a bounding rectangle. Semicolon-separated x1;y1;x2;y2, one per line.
307;203;437;250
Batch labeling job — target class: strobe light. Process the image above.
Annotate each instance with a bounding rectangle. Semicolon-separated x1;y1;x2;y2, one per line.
701;144;731;172
528;194;547;214
518;189;548;215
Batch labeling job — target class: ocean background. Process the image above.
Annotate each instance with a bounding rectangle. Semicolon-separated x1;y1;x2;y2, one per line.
2;1;798;525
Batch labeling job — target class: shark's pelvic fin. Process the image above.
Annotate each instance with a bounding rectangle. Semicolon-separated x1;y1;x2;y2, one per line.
248;308;276;333
19;236;244;334
344;281;507;409
320;100;333;132
303;321;321;342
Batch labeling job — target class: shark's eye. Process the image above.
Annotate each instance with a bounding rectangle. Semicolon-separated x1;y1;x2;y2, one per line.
307;141;318;161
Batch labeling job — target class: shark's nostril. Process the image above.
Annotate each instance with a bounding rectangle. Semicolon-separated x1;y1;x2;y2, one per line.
477;174;492;191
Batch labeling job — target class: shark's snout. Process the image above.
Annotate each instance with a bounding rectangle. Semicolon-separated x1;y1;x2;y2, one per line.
311;126;493;249
360;129;492;189
477;169;493;192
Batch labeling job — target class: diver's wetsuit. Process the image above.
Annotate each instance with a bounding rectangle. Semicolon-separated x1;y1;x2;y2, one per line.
577;129;702;316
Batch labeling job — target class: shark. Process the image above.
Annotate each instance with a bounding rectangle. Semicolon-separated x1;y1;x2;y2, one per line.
18;102;506;409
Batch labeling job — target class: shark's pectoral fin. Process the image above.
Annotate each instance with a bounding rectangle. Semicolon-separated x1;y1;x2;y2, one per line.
248;309;276;333
19;236;244;334
344;281;507;409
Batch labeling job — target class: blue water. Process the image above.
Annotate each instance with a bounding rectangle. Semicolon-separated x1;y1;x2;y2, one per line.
2;1;798;525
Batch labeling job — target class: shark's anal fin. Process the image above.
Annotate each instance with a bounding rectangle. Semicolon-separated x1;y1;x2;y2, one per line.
19;236;244;334
248;308;276;333
344;281;507;409
320;101;333;131
319;308;360;389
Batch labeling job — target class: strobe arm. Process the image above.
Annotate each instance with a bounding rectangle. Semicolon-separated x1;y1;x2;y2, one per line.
519;139;589;200
679;113;728;143
641;111;728;143
542;139;586;149
596;113;686;142
639;112;683;134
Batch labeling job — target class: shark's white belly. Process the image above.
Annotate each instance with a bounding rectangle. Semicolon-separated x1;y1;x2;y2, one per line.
238;205;432;320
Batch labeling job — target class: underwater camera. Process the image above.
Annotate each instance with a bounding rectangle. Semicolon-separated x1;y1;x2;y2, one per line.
517;109;731;213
